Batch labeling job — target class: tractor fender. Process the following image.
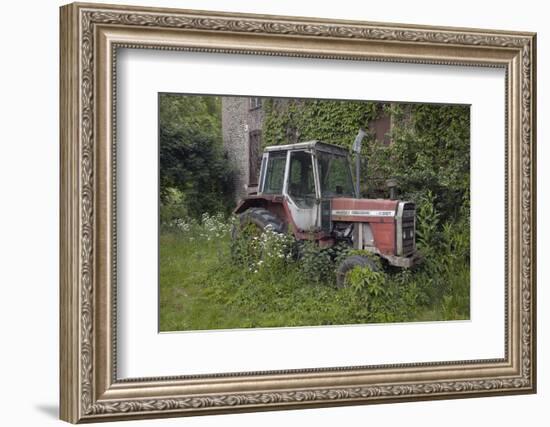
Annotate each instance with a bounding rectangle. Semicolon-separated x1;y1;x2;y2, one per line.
233;196;331;241
234;195;284;214
234;195;289;231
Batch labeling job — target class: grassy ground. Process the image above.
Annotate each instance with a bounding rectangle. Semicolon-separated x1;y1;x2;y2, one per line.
159;216;470;332
159;233;370;330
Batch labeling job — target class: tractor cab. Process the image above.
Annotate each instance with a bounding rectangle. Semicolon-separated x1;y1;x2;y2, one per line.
258;141;354;231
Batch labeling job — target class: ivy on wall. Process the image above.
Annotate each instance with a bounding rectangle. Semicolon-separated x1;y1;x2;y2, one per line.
370;103;470;222
262;98;379;148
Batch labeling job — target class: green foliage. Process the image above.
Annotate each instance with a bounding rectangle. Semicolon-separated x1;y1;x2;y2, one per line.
416;190;441;260
297;240;350;284
159;187;188;226
345;266;385;295
231;223;296;278
262;98;379;148
159;94;236;219
160;209;469;331
160;93;221;137
367;103;470;222
410;193;470;319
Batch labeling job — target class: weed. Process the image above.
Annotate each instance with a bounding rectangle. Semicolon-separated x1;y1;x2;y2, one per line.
159;203;470;331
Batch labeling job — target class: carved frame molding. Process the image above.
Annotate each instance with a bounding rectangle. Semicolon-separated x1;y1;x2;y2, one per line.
60;2;536;423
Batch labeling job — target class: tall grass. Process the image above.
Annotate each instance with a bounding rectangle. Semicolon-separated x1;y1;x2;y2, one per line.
159;201;470;331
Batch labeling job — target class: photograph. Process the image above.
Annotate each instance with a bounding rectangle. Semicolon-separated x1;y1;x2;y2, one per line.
158;94;471;332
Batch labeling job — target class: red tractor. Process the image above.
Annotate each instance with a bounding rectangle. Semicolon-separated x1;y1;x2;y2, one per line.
233;139;420;286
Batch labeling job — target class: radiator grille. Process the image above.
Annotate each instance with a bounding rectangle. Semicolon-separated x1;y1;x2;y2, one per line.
401;202;416;256
320;199;332;233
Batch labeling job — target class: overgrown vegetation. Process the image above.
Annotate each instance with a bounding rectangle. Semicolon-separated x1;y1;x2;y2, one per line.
366;104;470;223
159;94;236;222
160;199;469;331
262;98;379;148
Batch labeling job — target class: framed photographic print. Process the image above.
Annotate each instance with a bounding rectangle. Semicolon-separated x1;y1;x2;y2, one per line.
59;2;537;423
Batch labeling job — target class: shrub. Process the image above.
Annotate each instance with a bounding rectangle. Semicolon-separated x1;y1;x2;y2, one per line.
416;190;440;254
159;187;188;227
297;240;334;284
159;95;236;219
345;265;386;295
231;222;295;276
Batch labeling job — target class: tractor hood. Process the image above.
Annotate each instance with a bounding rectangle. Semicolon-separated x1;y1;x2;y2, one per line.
330;198;399;223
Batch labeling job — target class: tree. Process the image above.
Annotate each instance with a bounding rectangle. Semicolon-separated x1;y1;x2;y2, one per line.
159;95;235;220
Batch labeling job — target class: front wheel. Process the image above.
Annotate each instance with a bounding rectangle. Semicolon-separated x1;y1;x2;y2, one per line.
336;255;379;288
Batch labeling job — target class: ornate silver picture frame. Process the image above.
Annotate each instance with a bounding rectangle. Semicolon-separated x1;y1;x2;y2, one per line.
60;2;536;423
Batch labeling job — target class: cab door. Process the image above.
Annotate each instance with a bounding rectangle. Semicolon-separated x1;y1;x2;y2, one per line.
283;150;320;232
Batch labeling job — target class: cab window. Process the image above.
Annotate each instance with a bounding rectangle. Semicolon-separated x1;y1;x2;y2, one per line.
263;151;287;194
288;151;316;208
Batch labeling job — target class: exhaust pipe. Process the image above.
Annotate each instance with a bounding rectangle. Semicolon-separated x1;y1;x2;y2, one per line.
352;128;366;197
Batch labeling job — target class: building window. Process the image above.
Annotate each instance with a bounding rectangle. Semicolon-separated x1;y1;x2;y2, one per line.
249;97;262;110
368;114;392;145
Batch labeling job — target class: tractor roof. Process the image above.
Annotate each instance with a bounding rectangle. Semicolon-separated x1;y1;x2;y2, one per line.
264;140;349;156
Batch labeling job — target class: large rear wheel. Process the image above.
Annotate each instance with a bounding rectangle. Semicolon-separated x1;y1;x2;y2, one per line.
336;255;379;288
232;207;286;239
231;208;289;262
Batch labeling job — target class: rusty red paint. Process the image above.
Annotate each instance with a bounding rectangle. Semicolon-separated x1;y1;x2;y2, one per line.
331;198;399;211
331;215;394;223
370;222;396;255
332;198;397;254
